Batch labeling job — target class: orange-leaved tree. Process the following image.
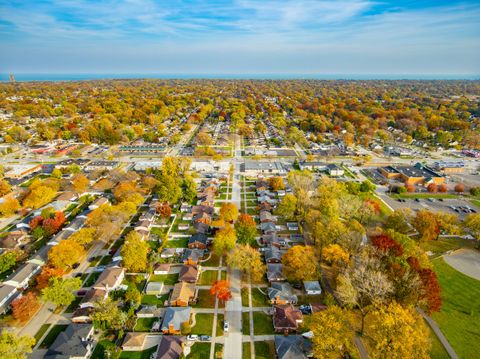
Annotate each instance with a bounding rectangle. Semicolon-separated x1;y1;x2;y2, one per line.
210;280;232;302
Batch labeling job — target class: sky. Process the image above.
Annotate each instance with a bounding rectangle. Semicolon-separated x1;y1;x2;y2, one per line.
0;0;479;76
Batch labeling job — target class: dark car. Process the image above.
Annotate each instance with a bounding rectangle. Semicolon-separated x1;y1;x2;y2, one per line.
199;335;211;342
292;283;302;290
72;263;80;269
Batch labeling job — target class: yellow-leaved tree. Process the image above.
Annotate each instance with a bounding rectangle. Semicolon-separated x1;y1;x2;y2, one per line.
282;245;319;282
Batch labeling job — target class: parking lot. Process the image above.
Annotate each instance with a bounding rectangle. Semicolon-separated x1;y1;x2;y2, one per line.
381;195;478;219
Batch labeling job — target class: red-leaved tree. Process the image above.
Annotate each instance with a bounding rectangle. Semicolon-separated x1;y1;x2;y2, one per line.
371;234;404;257
418;268;442;314
11;292;40;323
210;280;232;302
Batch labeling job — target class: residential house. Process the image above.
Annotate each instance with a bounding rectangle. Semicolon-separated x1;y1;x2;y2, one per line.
136;305;163;318
80;288;108;308
92;267;125;292
193;222;209;234
191;205;214;216
261;222;277;235
45;323;95;359
169;282;196;307
161;307;191;334
72;307;93;324
264;246;282;263
193;212;212;225
65;217;86;232
178;265;199;283
155;336;184;359
4;262;41;289
267;263;285;283
88;197;110;210
273;304;303;333
268;282;298;304
56;191;78;202
180;203;191;213
303;281;322;295
274;335;312;359
0;284;19;314
122;333;146;351
153;263;171;275
0;230;29;249
260;211;275;223
326;164;344;177
298;161;327;172
188;233;208;249
182;249;204;265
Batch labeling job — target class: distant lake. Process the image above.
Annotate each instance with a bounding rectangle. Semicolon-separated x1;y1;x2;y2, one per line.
1;73;479;82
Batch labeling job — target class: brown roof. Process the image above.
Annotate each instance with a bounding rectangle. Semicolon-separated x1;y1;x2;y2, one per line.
273;304;303;330
170;282;196;303
93;267;124;290
154;263;171;272
178;265;199;283
122;333;146;349
81;288;107;304
156;336;184;359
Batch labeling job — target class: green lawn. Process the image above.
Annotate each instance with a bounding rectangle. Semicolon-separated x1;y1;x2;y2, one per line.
165;238;189;248
134;317;156;332
425;321;450;359
91;339;116;359
64;296;82;313
119;346;158;359
191;313;214;335
39;324;69;348
252;312;275;335
214;343;223;358
420;238;475;259
199;270;221;285
193;289;220;308
242;312;250;335
255;341;276;359
471;199;480;208
83;272;101;287
251;288;269;307
243;342;252;359
431;258;480;359
188;342;211;358
149;273;179;285
202;253;220;266
216;314;224;337
141;293;169;306
34;323;51;344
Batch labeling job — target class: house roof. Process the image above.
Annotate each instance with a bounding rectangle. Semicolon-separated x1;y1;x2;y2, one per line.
171;282;196;303
178;265;199;282
46;323;94;358
5;262;40;287
93;267;124;290
303;281;321;292
81;288;107;305
122;333;146;348
193;222;209;234
264;246;282;261
274;335;312;359
182;249;204;262
189;233;208;245
273;304;303;330
267;263;284;281
268;282;297;303
154;263;171;272
161;307;191;331
261;222;277;232
156;335;184;359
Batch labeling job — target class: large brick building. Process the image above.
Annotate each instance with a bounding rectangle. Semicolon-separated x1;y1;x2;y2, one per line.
379;163;445;185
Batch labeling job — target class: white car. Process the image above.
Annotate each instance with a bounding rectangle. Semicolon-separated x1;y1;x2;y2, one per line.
223;321;229;332
187;335;199;341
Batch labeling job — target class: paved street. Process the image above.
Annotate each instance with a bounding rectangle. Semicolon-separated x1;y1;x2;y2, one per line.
223;135;243;359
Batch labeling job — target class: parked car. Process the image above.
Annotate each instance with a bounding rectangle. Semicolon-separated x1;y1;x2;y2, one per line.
187;335;199;341
223;321;229;332
199;335;211;342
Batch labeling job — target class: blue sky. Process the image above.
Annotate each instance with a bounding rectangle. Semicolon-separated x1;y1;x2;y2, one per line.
0;0;479;75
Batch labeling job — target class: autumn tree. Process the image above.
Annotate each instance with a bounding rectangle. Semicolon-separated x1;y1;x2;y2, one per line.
323;244;350;266
268;176;285;191
12;292;40;323
219;202;239;223
156;202;172;218
71;173;89;193
42;277;82;307
275;193;297;220
125;286;142;308
310;306;355;359
23;185;57;209
0;196;20;217
227;244;266;282
412;210;440;241
210;280;232;302
438;183;448;193
196;131;212;146
371;234;404;257
113;182;143;205
68;228;95;246
454;183;465;193
181;175;197;203
365;302;430;359
405;184;415;193
213;225;236;255
36;266;64;289
0;251;17;275
234;213;257;245
121;231;149;273
0;330;35;359
427;183;438;193
156;175;182;204
282;245;319;282
384;208;413;234
464;213;480;243
417;268;442;314
336;252;393;334
91;297;127;330
0;179;11;197
48;239;85;270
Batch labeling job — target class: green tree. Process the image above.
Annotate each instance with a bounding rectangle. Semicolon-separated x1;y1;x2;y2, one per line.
41;277;82;307
0;330;35;359
156;175;182;204
90;298;127;330
275;193;297;220
125;286;142;308
213;225;236;255
0;251;17;274
234;214;257;245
